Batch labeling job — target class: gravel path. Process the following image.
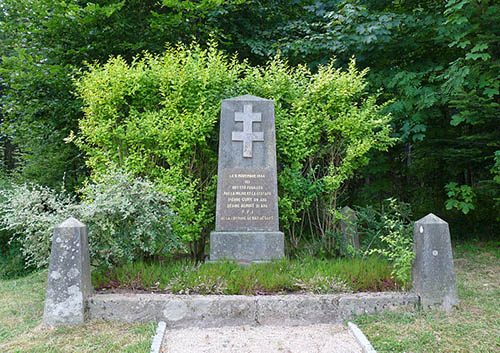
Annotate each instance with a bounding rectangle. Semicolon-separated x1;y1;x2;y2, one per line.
161;324;362;353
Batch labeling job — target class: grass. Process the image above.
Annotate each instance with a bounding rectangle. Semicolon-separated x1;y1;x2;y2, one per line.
92;256;403;295
0;271;155;353
353;241;500;352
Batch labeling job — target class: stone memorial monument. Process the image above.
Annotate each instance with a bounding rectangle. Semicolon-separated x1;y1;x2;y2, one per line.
43;217;92;326
412;213;459;311
210;95;284;263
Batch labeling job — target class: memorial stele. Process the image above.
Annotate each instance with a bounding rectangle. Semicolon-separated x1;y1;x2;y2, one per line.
210;95;284;263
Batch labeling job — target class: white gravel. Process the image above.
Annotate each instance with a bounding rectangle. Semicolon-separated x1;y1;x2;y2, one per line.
162;324;363;353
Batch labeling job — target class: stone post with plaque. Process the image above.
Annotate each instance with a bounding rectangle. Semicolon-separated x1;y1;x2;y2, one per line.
210;95;284;263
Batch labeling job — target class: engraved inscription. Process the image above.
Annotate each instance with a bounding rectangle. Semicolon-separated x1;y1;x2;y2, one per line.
219;168;276;230
231;104;264;158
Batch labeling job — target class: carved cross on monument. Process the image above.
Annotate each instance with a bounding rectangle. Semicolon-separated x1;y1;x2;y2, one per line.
232;104;264;158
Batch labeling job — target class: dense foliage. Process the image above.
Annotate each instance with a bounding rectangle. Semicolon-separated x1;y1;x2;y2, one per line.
356;198;414;286
250;0;500;235
0;171;179;268
0;182;74;268
0;0;498;268
74;43;393;258
78;171;180;267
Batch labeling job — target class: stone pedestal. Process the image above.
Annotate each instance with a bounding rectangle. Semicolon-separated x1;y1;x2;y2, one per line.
43;217;92;326
210;95;284;263
412;213;459;311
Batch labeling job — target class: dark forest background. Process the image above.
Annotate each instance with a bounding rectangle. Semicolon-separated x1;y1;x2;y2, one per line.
1;0;498;242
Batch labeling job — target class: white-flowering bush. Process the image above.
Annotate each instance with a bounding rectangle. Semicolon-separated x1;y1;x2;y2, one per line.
0;183;75;268
0;170;180;268
78;170;181;267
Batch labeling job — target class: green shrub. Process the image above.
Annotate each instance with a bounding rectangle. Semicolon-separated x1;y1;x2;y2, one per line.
0;178;27;279
0;183;74;268
356;198;415;287
0;178;11;252
0;170;179;268
0;247;28;280
445;182;476;214
73;42;395;257
78;170;180;267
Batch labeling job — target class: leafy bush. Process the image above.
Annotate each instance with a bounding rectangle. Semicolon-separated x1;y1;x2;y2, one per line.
0;243;29;280
445;182;476;214
0;183;74;268
0;171;179;268
355;198;415;287
0;177;29;279
493;151;500;184
78;170;180;267
73;41;395;257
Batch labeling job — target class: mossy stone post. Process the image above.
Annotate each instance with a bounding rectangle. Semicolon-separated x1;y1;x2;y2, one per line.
43;217;92;326
340;206;360;254
210;95;284;263
412;213;458;311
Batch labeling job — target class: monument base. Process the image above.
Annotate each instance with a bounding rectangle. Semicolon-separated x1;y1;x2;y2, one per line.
209;231;284;262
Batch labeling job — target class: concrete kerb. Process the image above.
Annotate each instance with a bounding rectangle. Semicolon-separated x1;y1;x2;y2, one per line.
150;321;166;353
348;322;376;353
88;292;418;328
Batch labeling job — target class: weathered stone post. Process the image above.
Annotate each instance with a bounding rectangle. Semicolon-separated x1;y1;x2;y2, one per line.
412;213;458;311
340;206;360;253
43;217;92;326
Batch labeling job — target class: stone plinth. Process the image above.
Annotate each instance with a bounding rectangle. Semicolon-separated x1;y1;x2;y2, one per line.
43;217;92;326
412;213;459;311
210;95;284;263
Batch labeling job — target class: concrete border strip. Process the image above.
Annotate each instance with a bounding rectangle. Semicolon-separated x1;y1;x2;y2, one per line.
88;292;418;328
150;321;166;353
348;321;376;353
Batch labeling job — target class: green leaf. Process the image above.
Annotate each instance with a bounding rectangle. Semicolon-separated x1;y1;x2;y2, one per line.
484;87;499;98
451;114;465;126
445;199;456;210
461;203;470;214
465;53;491;61
471;43;488;53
